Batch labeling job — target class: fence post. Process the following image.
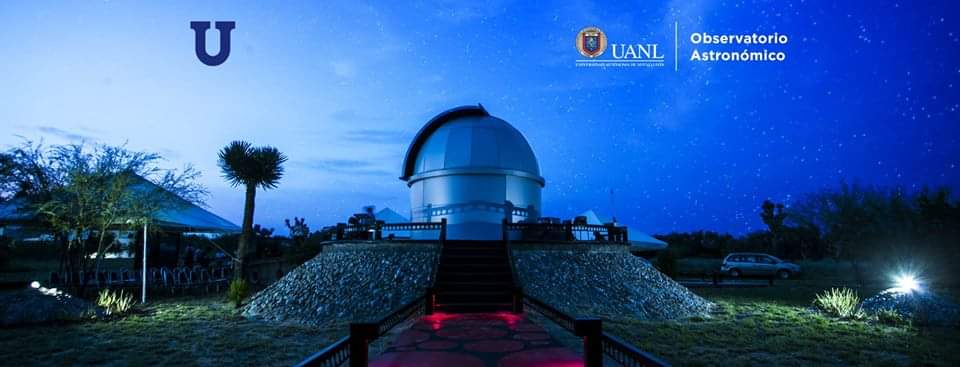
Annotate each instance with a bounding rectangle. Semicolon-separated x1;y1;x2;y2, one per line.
336;223;345;241
425;287;436;315
502;218;508;242
439;218;447;244
349;322;378;367
574;318;603;367
512;287;524;314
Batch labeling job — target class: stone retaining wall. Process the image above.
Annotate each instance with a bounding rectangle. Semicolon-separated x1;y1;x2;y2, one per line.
242;241;438;327
511;243;712;320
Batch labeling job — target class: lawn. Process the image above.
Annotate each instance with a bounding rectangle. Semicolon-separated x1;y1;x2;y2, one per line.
606;284;960;366
0;297;341;366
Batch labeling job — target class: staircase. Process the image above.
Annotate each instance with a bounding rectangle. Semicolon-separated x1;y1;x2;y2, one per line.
435;240;515;313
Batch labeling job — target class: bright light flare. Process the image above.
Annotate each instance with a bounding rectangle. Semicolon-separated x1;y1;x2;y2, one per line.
892;273;921;293
30;281;40;289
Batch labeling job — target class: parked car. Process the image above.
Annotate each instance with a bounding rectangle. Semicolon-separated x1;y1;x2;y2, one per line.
720;252;801;279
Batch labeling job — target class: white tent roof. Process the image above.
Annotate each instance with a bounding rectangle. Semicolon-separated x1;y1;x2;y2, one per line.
577;209;667;252
376;207;409;223
626;229;668;251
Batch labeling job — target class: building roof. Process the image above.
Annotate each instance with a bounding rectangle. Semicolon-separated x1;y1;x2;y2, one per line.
0;176;239;233
400;105;543;185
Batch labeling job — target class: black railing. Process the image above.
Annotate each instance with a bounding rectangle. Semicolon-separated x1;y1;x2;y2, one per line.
296;293;429;367
601;332;671;367
503;220;629;243
293;336;349;367
517;292;670;367
334;218;446;242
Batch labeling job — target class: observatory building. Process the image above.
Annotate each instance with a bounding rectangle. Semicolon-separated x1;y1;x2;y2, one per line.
401;105;544;240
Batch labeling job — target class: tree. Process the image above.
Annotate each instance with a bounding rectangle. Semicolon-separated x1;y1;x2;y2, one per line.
760;199;787;255
217;141;287;280
2;141;206;291
0;140;59;203
285;217;310;246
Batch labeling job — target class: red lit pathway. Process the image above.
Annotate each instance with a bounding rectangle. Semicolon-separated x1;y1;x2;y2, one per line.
370;312;583;367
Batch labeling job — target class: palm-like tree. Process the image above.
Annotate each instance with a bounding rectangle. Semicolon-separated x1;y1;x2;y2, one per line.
218;141;287;279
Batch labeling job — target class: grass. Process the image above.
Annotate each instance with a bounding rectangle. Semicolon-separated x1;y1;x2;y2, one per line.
605;284;960;366
0;296;342;366
600;258;959;366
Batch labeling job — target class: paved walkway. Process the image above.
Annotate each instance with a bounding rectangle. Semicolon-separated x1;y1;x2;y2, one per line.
370;312;583;367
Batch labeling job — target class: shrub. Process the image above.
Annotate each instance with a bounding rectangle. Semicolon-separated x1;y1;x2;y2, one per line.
228;278;249;308
97;289;134;315
813;288;865;319
876;308;910;327
655;249;678;278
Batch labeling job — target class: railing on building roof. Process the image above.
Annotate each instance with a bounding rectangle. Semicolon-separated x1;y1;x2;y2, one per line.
328;217;629;245
333;218;447;242
502;219;629;244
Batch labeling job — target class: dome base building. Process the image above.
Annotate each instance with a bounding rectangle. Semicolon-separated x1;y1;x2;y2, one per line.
401;105;544;240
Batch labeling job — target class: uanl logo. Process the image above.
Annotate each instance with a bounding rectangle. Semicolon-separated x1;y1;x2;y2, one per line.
576;26;607;58
575;26;665;68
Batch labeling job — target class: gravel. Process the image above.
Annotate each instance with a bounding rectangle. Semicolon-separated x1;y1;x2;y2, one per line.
511;243;713;320
242;242;438;327
862;289;960;326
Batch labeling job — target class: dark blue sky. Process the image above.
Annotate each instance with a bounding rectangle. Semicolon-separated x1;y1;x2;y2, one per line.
1;1;957;234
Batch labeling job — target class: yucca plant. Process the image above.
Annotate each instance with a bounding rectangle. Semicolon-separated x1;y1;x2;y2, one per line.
813;287;865;319
97;289;134;315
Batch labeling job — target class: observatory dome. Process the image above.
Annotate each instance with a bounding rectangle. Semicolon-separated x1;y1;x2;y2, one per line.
401;105;544;240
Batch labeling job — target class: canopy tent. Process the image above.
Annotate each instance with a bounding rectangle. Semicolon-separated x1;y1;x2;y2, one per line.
0;175;239;303
128;175;240;233
576;209;668;253
0;177;239;234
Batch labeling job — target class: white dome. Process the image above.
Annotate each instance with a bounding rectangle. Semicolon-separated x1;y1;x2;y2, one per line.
401;105;542;185
413;114;540;177
401;105;544;240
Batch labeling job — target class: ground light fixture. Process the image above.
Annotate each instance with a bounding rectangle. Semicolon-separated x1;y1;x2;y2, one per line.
892;272;922;294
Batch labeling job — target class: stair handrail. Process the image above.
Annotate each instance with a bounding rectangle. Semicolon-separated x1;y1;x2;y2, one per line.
295;293;428;367
519;292;670;367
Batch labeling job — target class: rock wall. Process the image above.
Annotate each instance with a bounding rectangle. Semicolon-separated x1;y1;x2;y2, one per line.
511;243;712;320
242;242;438;327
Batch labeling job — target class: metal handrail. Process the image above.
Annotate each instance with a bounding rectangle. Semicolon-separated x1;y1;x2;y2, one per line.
521;293;576;332
601;331;671;367
295;293;428;367
520;292;670;367
504;222;629;243
293;336;350;367
374;294;427;336
334;219;447;241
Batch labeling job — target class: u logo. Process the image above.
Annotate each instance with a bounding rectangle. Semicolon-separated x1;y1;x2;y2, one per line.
190;21;236;66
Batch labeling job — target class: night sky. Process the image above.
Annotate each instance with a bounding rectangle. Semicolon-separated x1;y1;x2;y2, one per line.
1;1;957;235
